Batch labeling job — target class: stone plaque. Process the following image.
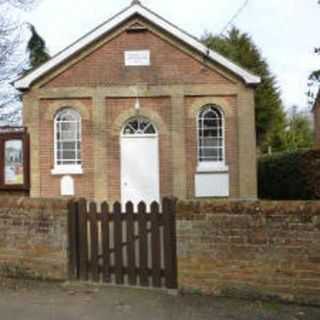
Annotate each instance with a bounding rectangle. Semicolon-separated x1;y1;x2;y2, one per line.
125;50;150;66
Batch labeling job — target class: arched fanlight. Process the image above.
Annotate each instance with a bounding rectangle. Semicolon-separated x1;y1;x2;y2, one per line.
122;117;157;135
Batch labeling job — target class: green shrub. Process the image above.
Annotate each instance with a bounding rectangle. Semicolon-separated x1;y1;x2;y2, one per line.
258;149;320;200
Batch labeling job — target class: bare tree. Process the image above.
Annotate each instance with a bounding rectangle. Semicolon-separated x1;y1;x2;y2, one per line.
0;0;35;7
0;0;38;125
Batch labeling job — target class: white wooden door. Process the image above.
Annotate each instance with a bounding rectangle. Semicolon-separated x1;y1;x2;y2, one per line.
121;135;160;207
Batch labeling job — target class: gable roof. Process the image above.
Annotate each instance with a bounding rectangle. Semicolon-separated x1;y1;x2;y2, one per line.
14;1;261;89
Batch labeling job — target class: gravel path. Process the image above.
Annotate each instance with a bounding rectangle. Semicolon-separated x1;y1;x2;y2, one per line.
0;279;320;320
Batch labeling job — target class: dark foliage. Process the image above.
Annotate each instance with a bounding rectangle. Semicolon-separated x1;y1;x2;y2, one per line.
258;150;320;200
203;27;286;151
26;24;49;69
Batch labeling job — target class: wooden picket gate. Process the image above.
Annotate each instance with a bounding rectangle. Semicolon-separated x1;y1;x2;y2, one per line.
67;198;177;289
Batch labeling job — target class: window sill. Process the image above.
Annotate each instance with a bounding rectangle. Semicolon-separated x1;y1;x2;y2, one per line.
197;162;229;173
51;165;83;175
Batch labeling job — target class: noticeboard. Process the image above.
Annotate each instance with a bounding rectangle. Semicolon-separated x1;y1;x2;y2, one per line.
0;127;30;190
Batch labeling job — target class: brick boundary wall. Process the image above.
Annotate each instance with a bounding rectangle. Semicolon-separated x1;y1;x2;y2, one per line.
0;197;69;281
176;200;320;305
0;198;320;305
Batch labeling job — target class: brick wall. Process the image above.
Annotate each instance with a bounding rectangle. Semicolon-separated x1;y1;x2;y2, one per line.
23;15;257;200
0;197;68;280
39;99;95;199
43;23;231;88
185;96;239;198
0;197;319;305
0;191;29;197
106;97;173;201
177;200;320;305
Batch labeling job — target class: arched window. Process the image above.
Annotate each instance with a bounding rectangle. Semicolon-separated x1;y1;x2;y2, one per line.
122;117;157;135
54;108;81;168
198;105;225;163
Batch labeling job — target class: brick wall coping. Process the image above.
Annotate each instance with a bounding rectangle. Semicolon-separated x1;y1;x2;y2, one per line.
0;198;319;217
176;200;320;219
0;197;68;210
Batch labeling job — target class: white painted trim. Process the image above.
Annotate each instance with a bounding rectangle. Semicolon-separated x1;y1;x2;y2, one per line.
53;108;82;171
51;165;83;175
14;3;260;89
195;172;230;198
121;117;158;137
120;133;160;208
197;162;229;173
197;105;227;167
60;175;75;196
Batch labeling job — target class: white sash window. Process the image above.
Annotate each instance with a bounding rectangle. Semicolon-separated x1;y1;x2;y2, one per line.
198;105;225;167
196;105;229;197
52;108;83;175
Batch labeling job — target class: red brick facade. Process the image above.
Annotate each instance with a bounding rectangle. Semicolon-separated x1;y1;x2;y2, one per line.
185;96;239;198
22;14;257;201
105;97;173;202
43;27;231;88
39;98;95;199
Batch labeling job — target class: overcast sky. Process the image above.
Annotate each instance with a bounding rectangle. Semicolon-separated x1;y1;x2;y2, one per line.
21;0;320;111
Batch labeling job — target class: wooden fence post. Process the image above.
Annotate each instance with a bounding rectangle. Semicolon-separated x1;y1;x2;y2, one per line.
126;201;137;286
78;198;89;281
89;202;99;282
114;202;124;284
169;198;178;289
138;201;148;287
163;198;178;289
151;201;161;288
67;200;79;280
101;202;111;283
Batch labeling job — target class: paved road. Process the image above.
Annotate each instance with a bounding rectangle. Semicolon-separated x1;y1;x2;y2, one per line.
0;280;320;320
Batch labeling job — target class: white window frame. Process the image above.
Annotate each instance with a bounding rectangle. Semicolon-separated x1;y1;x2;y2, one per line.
197;105;228;173
51;108;83;175
121;117;158;137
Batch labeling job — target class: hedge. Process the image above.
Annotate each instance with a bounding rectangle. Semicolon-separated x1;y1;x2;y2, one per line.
258;149;320;200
